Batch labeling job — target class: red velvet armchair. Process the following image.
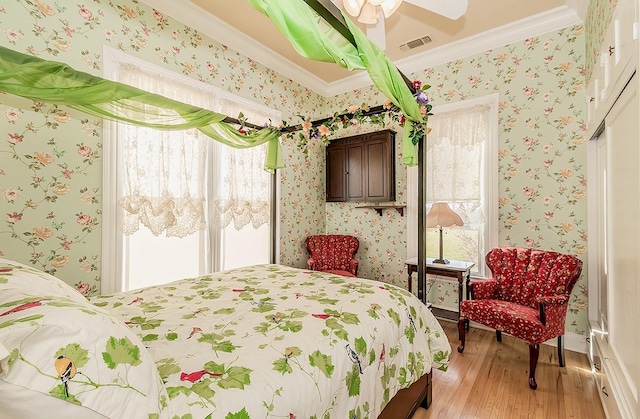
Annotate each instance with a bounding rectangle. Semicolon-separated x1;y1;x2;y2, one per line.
305;235;359;277
457;247;583;389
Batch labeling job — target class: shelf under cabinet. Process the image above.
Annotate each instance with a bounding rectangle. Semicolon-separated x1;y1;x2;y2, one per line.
355;205;406;216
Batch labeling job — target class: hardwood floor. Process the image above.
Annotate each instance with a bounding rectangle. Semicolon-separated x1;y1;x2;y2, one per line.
412;320;606;418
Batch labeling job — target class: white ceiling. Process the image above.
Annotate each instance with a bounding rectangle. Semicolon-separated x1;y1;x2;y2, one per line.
140;0;586;96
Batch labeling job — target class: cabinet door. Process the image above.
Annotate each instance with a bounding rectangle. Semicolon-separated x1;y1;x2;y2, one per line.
594;129;609;333
599;0;637;106
325;130;396;202
364;132;394;201
612;0;636;85
326;143;346;202
604;76;638;410
600;30;614;103
346;143;365;201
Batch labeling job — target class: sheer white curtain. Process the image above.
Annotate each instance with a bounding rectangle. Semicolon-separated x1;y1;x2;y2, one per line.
118;64;212;237
117;65;275;237
424;103;489;221
407;100;492;262
214;96;274;230
103;50;280;291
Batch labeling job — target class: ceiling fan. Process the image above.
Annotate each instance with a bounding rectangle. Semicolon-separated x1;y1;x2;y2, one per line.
330;0;468;51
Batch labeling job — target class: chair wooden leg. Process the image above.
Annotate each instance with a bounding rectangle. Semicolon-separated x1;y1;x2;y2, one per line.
457;319;466;353
495;330;502;342
558;335;565;367
528;343;539;390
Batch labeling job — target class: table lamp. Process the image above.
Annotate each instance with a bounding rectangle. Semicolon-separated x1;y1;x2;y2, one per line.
426;202;464;264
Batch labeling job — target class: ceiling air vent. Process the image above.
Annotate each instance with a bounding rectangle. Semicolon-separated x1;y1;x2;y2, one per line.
399;35;432;51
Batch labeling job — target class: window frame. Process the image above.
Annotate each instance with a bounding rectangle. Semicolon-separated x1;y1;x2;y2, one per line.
407;93;499;278
101;46;280;294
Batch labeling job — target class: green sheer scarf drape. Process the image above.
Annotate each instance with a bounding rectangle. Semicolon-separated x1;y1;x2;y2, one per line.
0;45;284;172
247;0;424;166
0;1;425;167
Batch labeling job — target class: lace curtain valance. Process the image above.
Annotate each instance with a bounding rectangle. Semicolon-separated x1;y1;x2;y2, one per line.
117;62;276;237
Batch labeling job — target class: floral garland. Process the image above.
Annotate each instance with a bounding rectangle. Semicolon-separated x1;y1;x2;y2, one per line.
239;81;432;157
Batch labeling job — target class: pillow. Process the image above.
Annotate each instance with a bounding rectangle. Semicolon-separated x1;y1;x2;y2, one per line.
0;260;171;418
0;380;108;419
0;258;88;304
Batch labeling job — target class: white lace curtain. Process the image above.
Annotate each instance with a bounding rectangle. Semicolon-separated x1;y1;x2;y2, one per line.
407;102;491;258
117;63;276;237
213;96;273;230
424;104;489;218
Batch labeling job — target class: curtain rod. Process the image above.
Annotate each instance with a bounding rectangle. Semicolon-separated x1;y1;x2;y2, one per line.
280;104;388;133
226;105;390;133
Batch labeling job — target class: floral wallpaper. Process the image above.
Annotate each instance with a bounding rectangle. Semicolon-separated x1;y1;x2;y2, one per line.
584;0;618;82
323;26;591;335
0;0;619;338
0;0;325;295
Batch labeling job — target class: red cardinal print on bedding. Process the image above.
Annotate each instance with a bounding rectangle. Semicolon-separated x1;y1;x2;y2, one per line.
0;299;49;316
180;370;222;382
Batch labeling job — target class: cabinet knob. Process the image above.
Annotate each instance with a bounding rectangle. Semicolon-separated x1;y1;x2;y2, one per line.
608;45;615;56
602;386;609;397
593;362;600;371
589;97;595;103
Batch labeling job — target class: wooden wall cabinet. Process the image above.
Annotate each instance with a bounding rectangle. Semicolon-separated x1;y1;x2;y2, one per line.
326;130;395;202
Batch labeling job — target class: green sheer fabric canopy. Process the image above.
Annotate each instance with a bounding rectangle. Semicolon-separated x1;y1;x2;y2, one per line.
0;0;425;167
0;45;284;172
248;0;424;165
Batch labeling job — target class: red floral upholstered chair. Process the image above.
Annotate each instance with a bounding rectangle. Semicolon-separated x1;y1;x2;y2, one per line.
305;235;359;277
457;247;583;390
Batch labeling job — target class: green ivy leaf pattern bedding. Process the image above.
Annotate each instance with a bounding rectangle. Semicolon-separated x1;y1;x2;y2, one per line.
90;264;451;418
0;259;169;418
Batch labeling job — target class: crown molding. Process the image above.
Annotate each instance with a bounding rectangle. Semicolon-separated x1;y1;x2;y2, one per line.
139;1;583;98
325;5;584;96
137;0;331;94
566;0;589;22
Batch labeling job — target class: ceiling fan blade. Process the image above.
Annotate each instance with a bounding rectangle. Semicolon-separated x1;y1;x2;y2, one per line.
366;15;386;51
404;0;468;20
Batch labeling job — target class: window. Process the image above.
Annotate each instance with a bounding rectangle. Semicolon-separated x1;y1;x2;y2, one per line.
102;47;280;293
407;94;498;277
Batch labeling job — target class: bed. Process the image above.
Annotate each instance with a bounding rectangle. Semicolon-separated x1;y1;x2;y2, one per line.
0;258;450;418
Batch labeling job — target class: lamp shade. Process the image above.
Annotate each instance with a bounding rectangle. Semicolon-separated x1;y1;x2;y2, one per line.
426;203;464;228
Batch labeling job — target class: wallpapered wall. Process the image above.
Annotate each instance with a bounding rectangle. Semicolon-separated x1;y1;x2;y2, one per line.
322;26;591;335
0;0;326;293
0;0;615;337
584;0;618;82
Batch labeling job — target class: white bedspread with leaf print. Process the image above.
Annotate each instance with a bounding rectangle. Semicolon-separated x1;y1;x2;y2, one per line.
90;264;451;419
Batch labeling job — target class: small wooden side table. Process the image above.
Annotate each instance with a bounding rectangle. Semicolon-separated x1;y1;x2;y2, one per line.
405;257;475;322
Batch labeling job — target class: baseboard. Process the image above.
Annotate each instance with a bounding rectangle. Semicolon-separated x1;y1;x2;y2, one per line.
437;317;589;354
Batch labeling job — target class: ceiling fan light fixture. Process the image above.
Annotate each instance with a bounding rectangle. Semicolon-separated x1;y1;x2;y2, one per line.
343;0;365;17
380;0;403;18
357;2;379;24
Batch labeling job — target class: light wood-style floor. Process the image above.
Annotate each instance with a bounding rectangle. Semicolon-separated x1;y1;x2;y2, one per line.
412;320;606;419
